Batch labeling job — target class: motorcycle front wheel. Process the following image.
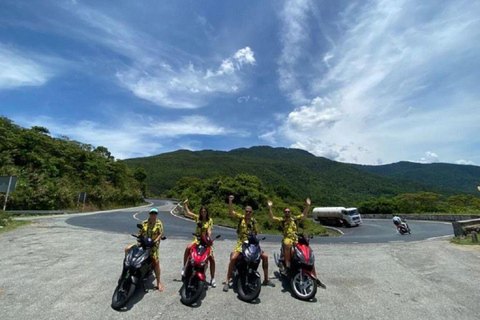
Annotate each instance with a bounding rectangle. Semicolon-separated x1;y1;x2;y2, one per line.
237;273;261;302
290;272;317;301
111;279;136;310
180;277;205;306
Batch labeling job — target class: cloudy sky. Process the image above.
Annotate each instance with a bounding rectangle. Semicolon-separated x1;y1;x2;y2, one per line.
1;0;479;165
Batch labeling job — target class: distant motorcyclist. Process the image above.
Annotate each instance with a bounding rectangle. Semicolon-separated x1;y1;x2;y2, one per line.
124;207;164;291
223;195;275;292
392;215;410;234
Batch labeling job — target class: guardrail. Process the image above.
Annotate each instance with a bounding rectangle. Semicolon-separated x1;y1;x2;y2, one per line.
451;218;480;237
361;213;480;222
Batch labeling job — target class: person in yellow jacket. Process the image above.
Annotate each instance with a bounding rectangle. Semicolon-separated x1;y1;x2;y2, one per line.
182;198;216;287
124;207;164;291
223;195;275;292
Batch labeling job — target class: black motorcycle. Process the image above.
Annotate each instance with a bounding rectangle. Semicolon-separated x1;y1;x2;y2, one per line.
232;233;263;302
111;224;166;310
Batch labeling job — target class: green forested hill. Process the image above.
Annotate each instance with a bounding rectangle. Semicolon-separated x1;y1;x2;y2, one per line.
123;146;450;207
352;161;480;194
0;117;146;210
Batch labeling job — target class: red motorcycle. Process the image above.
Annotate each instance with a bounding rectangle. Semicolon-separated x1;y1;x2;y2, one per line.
274;233;321;301
180;234;220;305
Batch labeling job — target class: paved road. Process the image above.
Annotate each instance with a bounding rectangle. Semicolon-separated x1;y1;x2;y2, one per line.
66;199;453;243
1;213;479;320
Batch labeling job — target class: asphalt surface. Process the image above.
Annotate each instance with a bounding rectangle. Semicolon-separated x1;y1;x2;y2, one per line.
0;210;479;320
66;199;453;243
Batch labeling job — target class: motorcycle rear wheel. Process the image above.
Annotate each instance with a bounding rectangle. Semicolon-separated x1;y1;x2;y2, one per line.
237;273;261;302
291;273;317;301
111;279;136;310
180;277;205;306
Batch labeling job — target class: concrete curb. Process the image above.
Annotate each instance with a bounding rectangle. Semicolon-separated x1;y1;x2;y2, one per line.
362;213;480;221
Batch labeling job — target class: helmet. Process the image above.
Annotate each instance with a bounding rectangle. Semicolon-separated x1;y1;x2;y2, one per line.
149;208;159;214
392;216;401;226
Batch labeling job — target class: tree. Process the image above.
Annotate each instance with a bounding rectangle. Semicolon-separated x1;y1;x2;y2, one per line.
31;126;50;135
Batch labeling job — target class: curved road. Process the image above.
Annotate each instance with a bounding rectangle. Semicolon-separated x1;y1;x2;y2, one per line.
66;199;453;244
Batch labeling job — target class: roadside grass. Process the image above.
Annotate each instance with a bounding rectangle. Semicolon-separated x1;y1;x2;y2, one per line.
450;236;480;246
0;211;31;233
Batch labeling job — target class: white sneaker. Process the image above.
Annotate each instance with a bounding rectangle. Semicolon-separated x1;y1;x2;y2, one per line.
210;278;216;288
181;267;185;277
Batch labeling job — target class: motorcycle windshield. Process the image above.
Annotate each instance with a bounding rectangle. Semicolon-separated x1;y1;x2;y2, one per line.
244;244;261;262
126;246;149;267
294;244;313;266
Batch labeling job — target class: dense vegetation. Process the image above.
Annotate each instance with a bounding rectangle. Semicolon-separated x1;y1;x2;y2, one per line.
124;146;465;207
166;174;327;235
0;117;146;210
353;162;480;194
359;192;480;214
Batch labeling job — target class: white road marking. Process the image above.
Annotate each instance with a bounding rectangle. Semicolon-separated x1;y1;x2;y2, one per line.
169;203;234;231
133;211;142;221
425;235;453;241
324;226;344;235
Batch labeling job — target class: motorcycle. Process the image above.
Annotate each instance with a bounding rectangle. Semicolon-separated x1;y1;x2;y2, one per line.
397;221;411;235
180;234;220;305
232;233;263;302
111;224;166;310
274;233;321;301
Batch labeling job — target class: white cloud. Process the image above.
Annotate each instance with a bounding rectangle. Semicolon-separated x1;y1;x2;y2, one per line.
146;115;231;138
455;159;476;165
285;97;343;133
238;96;251;103
17;115;239;160
259;130;277;144
117;47;256;108
233;47;256;66
277;0;480;164
277;0;313;105
420;151;440;164
0;46;55;89
57;3;256;109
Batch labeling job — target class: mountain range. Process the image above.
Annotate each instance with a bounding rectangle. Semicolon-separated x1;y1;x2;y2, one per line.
123;146;480;206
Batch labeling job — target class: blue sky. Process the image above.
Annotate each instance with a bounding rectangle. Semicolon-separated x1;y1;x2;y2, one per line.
1;0;479;165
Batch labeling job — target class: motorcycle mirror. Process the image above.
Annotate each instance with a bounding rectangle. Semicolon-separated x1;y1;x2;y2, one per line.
215;235;221;239
261;237;266;240
136;223;142;229
161;236;167;240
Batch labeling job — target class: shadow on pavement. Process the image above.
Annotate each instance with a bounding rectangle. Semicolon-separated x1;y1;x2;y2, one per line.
113;275;158;312
273;271;318;303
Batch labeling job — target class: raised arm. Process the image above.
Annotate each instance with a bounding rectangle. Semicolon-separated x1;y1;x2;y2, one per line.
267;200;277;221
228;195;236;219
183;198;196;219
302;197;311;219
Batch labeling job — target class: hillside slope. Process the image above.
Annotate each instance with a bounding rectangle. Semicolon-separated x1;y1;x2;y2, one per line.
0;117;145;210
352;161;480;194
123;146;450;206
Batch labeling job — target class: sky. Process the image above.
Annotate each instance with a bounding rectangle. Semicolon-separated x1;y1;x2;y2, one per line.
1;0;479;165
